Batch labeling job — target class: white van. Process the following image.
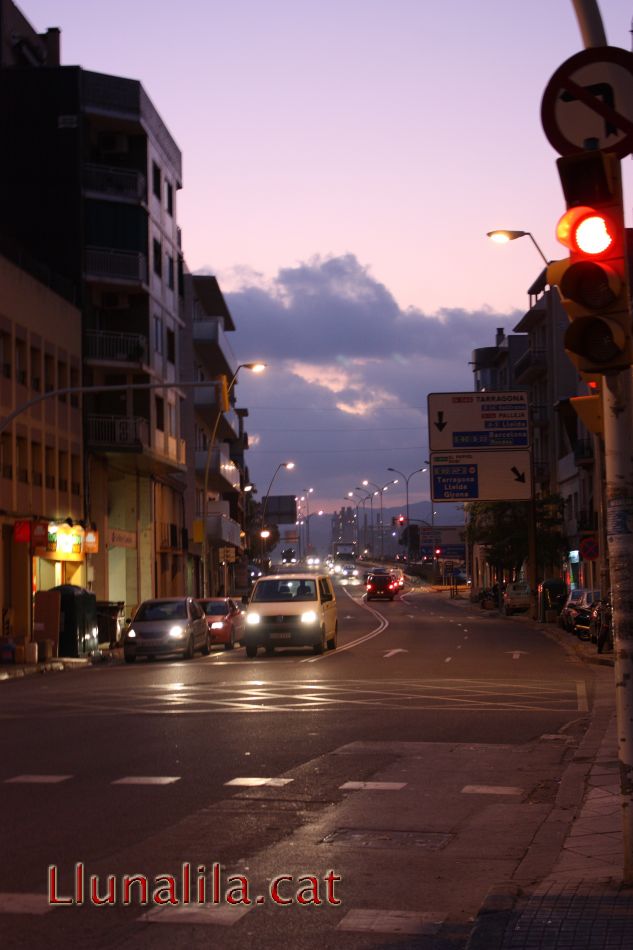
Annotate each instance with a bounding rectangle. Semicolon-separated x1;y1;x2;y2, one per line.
243;574;337;657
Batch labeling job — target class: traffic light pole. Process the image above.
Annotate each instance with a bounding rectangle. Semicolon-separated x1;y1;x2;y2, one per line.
602;368;633;884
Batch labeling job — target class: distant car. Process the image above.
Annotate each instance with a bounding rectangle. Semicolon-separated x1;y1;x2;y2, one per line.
366;573;398;601
248;564;264;584
559;589;601;634
124;597;209;662
306;556;321;568
198;597;244;650
391;567;406;588
502;582;531;615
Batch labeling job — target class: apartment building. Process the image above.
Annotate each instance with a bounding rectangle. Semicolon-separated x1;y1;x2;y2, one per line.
0;251;84;639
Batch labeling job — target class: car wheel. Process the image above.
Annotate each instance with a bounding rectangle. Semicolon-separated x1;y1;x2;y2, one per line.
124;654;136;664
313;628;325;655
327;623;338;651
201;633;211;656
245;643;258;658
183;635;194;660
224;635;235;651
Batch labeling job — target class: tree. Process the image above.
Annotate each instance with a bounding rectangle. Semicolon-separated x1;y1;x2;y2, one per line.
466;495;567;581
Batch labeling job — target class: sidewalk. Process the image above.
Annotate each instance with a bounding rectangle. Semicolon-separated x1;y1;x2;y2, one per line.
442;591;633;949
0;648;122;680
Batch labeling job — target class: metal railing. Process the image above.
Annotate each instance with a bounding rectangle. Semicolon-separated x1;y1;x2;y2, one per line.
83;163;146;201
85;247;148;284
84;330;148;364
86;414;149;448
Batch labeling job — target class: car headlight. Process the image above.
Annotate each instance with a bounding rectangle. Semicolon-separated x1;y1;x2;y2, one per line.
352;569;358;576
127;629;136;639
169;625;185;638
246;613;261;626
301;610;318;624
211;621;225;629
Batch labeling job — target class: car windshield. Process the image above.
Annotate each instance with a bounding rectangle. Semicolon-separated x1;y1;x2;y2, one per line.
200;601;227;616
251;579;317;601
135;600;188;621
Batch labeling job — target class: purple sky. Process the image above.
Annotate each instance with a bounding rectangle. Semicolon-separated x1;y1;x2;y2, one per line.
23;0;633;514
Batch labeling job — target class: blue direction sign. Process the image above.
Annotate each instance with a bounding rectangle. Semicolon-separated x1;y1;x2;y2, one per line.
431;450;532;502
433;462;478;500
420;543;466;559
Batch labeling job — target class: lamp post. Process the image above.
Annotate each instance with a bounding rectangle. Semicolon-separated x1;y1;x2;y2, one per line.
486;230;549;265
303;487;314;552
387;466;426;558
348;491;369;549
362;478;398;558
354;489;371;550
201;362;265;596
260;461;295;561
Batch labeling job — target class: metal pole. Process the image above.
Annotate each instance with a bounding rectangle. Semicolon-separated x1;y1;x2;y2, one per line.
571;0;607;46
603;370;633;883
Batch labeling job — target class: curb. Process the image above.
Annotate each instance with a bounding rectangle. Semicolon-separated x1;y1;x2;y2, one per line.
0;649;123;681
466;884;523;950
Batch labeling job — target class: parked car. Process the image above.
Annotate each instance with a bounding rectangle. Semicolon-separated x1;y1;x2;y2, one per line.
198;597;244;650
502;582;531;615
559;589;601;634
124;597;209;662
243;574;337;657
366;573;398;601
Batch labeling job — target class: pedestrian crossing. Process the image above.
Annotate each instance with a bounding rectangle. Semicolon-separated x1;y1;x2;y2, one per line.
0;677;586;717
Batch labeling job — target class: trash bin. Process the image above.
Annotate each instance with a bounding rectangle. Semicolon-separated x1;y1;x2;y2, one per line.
52;585;98;657
96;601;125;647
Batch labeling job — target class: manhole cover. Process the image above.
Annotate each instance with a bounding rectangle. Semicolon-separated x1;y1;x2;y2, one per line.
322;828;452;850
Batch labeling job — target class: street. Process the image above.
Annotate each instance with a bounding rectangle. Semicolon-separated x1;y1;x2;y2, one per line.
0;581;604;949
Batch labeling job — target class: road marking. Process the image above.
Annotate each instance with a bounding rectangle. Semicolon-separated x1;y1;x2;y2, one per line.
444;657;452;663
225;777;293;787
384;649;408;658
0;893;52;915
340;781;407;791
505;651;529;660
456;645;462;649
462;785;522;796
337;908;445;935
304;588;389;661
577;680;589;712
112;776;180;785
4;774;72;784
142;903;252;925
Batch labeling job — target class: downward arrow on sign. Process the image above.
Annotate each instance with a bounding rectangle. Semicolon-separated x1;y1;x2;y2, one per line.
434;411;447;432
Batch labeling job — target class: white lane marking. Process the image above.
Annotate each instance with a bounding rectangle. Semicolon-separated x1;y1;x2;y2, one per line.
338;908;445;935
5;774;72;784
112;776;180;785
462;785;522;796
456;645;462;650
142;903;252;925
577;680;589;712
340;781;407;791
505;651;529;660
225;777;293;787
384;649;408;658
444;657;452;663
0;893;52;915
304;588;389;662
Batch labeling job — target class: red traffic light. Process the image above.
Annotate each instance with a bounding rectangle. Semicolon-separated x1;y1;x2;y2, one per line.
555;206;614;257
398;515;406;525
434;547;441;556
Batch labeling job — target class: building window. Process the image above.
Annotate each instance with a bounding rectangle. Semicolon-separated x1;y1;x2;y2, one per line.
45;446;55;489
57;360;67;402
71;454;81;495
167;254;174;290
153;238;162;277
32;442;43;487
156;396;165;431
70;366;80;407
0;332;11;379
152;161;161;199
166;328;176;364
168;401;176;436
165;180;173;215
17;437;28;483
30;347;41;391
154;314;163;354
59;451;68;492
15;340;27;386
1;433;12;480
44;354;55;392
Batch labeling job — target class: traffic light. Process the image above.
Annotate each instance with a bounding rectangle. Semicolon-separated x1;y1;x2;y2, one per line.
216;374;230;412
547;149;632;373
398;515;406;526
434;547;442;557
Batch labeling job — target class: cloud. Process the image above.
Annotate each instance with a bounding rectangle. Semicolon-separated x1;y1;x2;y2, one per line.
214;254;521;513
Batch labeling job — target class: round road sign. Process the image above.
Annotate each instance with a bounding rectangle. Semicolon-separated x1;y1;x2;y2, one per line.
541;46;633;158
579;536;599;561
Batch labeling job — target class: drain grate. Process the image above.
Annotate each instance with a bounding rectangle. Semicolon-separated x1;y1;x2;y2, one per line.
322;828;452;850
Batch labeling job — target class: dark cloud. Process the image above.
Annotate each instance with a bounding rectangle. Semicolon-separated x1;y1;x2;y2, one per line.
215;254;521;512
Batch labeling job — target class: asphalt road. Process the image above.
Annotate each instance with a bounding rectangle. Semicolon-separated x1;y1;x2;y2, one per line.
0;581;601;949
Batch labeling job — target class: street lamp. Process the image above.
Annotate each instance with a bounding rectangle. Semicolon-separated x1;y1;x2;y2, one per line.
486;230;549;266
260;461;295;559
362;478;398;558
202;361;265;596
387;466;426;558
303;487;314;551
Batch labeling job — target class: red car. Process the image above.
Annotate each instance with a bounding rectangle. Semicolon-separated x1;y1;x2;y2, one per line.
366;573;398;601
197;598;244;650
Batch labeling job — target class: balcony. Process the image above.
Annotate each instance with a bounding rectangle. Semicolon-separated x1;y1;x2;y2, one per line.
514;348;547;384
193;386;240;439
84;330;148;365
202;511;242;547
195;445;240;492
574;438;595;466
86;415;185;474
85;247;148;286
192;316;237;377
82;163;146;202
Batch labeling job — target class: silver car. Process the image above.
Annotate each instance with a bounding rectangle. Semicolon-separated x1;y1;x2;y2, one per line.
124;597;209;662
